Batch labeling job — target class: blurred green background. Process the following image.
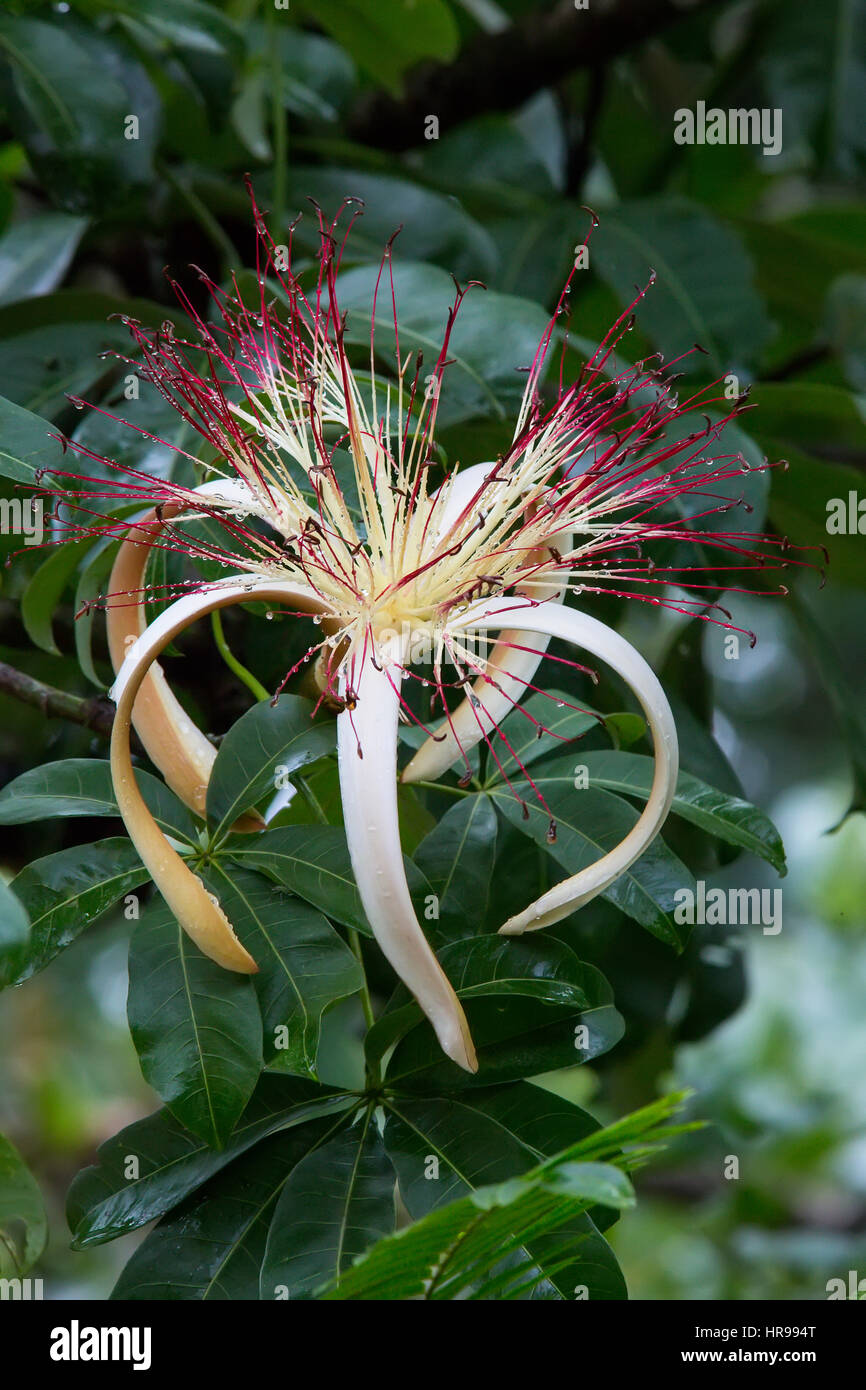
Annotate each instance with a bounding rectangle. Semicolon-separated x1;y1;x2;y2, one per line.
0;0;864;1298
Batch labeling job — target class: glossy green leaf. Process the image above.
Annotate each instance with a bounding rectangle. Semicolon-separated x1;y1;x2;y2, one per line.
225;825;368;935
0;758;198;842
0;878;29;957
296;0;458;95
532;751;786;873
20;540;90;656
384;1085;624;1299
0;392;62;484
0;14;158;208
327;1094;691;1299
260;1106;395;1300
384;936;623;1091
483;689;602;783
0;212;87;304
203;864;362;1076
109;1121;340;1300
0;1132;47;1277
206;695;336;839
334;260;551;424
127;898;263;1148
2;839;148;988
592;198;771;374
66;1077;357;1248
413;794;498;937
492;781;695;949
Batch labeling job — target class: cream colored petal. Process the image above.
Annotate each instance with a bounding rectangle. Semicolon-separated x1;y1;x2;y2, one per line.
450;598;678;934
111;576;328;973
106;481;265;826
401;544;570;784
337;639;477;1073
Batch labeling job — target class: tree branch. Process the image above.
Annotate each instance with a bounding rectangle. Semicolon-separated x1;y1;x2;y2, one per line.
348;0;724;151
0;661;116;739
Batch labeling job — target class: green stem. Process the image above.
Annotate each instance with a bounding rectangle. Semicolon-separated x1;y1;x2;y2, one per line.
294;772;329;824
211;610;269;702
157;157;240;272
413;779;474;798
266;5;288;233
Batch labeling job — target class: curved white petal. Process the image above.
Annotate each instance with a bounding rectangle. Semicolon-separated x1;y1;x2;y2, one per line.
404;462;572;783
106;480;272;822
337;638;477;1073
111;575;327;972
451;598;678;934
401;548;570;783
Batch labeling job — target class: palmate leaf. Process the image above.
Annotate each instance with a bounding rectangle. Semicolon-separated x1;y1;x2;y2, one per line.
226;824;432;938
109;1119;342;1301
202;863;363;1077
492;783;695;949
482;688;602;780
67;1076;357;1248
0;758;198;842
528;751;786;873
382;936;623;1092
2;838;149;989
384;1084;625;1299
206;695;336;840
326;1093;694;1299
413;795;498;938
127;898;263;1149
260;1105;396;1300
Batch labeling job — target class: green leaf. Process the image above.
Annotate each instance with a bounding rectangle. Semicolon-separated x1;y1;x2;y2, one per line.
66;1076;356;1247
2;839;148;988
384;937;623;1091
127;898;263;1149
109;1122;338;1301
0;878;29;956
0;14;158;209
203;864;362;1076
20;540;90;656
226;824;431;938
531;752;786;874
492;781;695;949
383;1084;625;1299
327;1094;692;1299
825;273;866;389
296;0;458;95
288;169;497;282
206;695;336;839
0;1131;47;1277
226;825;368;933
0;292;187;417
0;392;62;484
592;198;771;375
260;1106;395;1300
0;212;87;304
73;534;122;686
334;260;551;424
88;0;245;60
413;795;498;936
0;758;198;842
764;0;866;176
483;689;601;782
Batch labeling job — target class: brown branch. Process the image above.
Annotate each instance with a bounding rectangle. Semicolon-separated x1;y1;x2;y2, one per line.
348;0;725;152
0;661;116;739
